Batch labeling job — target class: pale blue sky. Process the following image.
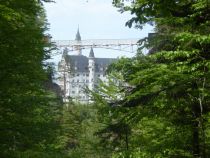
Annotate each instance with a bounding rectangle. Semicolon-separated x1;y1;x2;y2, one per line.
44;0;153;59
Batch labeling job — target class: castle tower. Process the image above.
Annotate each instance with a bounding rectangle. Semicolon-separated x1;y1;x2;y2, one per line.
58;47;70;102
75;27;82;55
62;47;68;57
88;47;95;91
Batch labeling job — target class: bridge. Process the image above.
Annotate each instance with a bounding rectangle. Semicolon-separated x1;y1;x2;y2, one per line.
51;38;140;56
53;38;139;47
49;28;142;56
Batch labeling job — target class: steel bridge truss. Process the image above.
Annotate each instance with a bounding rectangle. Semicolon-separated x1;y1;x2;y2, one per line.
52;38;140;55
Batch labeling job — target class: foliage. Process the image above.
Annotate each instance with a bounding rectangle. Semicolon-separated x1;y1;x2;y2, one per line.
55;103;108;158
0;0;62;157
2;0;210;157
85;0;210;157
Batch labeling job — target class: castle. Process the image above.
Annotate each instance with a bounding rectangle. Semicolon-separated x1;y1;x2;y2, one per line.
57;29;116;103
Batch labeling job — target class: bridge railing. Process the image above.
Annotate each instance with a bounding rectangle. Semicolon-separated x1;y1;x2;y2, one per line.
52;39;140;47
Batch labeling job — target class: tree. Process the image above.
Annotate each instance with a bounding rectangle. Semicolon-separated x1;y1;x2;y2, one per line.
89;0;210;157
54;102;107;158
0;1;61;157
115;0;210;157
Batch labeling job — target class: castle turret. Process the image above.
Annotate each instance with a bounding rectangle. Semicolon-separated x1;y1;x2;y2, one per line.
58;48;70;102
75;27;82;55
62;47;68;58
88;47;95;91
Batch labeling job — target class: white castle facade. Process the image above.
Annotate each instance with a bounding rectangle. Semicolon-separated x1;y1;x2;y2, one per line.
57;29;116;103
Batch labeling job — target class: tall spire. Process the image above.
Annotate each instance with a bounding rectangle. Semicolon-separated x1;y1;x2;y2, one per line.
89;47;95;58
75;26;81;41
75;26;82;55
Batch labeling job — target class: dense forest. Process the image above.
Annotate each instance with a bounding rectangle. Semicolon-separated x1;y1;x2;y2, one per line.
1;0;210;158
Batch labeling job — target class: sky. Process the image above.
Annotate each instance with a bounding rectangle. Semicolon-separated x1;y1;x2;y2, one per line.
44;0;153;60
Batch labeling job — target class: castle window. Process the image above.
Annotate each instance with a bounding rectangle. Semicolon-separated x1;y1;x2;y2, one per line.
77;74;79;76
72;91;75;94
86;74;89;77
77;79;79;83
72;79;74;83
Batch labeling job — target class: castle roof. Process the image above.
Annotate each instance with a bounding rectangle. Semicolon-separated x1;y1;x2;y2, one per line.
64;55;116;73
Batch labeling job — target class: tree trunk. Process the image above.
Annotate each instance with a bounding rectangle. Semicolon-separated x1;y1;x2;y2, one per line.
125;129;129;151
192;101;202;157
192;119;200;157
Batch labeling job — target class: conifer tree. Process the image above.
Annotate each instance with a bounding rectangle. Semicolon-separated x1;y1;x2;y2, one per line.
0;1;61;157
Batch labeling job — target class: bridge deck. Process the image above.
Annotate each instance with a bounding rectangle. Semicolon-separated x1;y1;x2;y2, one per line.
53;39;139;47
